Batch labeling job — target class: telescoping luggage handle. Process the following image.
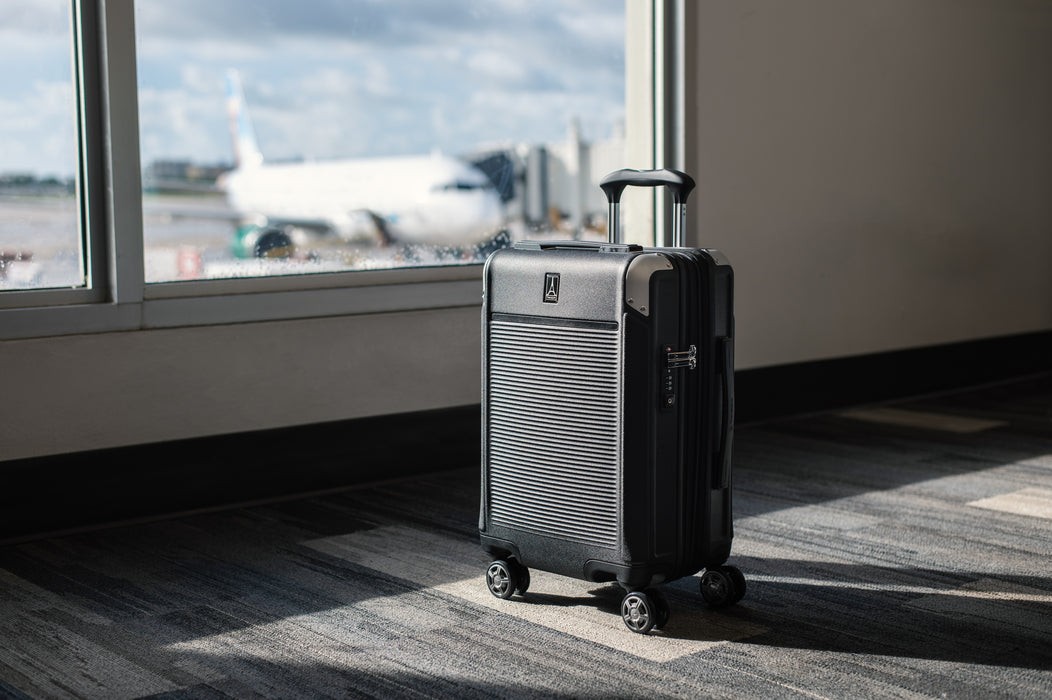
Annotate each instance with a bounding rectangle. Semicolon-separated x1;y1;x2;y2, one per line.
600;168;696;247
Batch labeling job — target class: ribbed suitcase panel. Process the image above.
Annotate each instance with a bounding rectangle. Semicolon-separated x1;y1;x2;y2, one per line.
487;320;622;548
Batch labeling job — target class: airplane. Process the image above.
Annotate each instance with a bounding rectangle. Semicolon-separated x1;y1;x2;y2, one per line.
217;70;508;259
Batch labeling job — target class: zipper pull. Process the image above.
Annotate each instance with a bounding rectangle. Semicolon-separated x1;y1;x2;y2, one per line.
666;344;697;370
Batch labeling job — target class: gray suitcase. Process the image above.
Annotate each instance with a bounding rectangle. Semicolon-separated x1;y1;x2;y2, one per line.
479;168;742;634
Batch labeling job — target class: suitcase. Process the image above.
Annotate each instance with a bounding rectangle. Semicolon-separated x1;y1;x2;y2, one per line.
479;168;742;634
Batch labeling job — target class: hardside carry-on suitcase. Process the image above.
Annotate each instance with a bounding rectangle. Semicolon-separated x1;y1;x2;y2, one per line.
479;168;742;634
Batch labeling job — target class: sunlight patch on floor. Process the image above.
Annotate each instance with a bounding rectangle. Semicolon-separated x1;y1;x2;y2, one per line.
838;407;1007;433
968;487;1052;520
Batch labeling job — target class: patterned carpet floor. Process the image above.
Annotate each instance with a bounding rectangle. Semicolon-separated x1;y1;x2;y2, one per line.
2;375;1051;698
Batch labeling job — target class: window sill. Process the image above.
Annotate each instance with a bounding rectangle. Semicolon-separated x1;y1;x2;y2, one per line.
0;264;483;341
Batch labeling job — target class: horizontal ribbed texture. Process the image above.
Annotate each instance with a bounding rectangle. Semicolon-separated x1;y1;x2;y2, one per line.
487;320;621;547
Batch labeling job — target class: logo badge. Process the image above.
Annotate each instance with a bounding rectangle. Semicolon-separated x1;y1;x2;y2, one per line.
543;273;560;303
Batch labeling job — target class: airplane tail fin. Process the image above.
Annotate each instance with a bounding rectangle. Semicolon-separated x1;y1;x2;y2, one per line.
225;69;264;169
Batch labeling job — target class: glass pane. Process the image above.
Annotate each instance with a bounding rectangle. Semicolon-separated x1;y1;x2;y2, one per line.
0;1;83;290
135;1;624;282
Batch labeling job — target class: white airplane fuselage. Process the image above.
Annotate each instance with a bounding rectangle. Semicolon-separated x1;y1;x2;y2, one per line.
221;153;505;246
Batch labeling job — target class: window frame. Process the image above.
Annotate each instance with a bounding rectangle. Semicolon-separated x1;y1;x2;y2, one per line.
0;0;670;341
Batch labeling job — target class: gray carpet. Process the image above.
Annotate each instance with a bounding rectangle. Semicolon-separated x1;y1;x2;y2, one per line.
2;375;1052;698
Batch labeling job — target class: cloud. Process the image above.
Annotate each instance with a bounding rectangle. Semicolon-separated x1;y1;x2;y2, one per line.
0;81;77;174
134;0;494;48
0;1;68;38
137;85;229;164
1;1;625;173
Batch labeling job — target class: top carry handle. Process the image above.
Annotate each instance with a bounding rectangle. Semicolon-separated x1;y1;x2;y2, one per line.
600;168;696;247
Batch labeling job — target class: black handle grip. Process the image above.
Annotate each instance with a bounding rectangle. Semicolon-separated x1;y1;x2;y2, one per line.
600;168;696;205
513;241;642;253
714;337;735;489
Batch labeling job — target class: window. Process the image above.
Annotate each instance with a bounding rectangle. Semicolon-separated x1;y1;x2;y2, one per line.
134;1;626;282
0;1;82;291
0;1;660;340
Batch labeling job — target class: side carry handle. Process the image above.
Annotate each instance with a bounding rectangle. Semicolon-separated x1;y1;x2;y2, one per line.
599;168;696;246
714;337;735;489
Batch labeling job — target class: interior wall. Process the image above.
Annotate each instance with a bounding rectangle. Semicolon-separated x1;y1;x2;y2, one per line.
0;307;481;462
687;0;1052;369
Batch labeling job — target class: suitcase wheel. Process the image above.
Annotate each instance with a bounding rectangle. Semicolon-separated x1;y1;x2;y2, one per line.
699;565;746;608
620;588;670;635
485;559;529;600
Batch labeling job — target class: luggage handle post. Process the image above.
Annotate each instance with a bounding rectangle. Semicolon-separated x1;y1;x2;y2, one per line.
600;168;696;247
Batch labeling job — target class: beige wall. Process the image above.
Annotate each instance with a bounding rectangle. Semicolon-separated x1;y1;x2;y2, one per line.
0;308;481;462
686;0;1052;368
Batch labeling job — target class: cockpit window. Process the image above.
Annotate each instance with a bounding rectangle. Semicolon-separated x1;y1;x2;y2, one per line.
434;181;494;192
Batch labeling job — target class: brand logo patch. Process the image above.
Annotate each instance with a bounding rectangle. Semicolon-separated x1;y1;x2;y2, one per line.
543;272;560;303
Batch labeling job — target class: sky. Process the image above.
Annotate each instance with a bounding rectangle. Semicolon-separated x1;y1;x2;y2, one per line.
0;1;78;177
0;0;625;176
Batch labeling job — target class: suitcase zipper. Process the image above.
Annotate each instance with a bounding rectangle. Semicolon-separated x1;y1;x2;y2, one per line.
665;345;697;370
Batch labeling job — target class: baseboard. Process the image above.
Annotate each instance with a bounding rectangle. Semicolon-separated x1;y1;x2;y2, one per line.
735;330;1052;423
0;405;480;543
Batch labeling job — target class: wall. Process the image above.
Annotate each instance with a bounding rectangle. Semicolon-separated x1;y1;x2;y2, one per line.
687;0;1052;368
0;307;480;462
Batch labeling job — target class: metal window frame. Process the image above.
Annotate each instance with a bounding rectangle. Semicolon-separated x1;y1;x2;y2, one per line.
0;0;671;341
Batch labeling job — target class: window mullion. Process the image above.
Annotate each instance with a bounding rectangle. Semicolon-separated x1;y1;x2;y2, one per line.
74;0;107;301
98;0;145;305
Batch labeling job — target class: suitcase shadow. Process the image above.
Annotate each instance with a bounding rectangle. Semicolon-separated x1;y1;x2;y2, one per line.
516;583;763;643
512;560;1052;657
699;556;1052;669
514;586;622;609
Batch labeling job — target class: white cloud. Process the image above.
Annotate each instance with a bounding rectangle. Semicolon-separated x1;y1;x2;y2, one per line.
1;1;625;174
0;1;68;39
0;81;77;174
556;8;625;46
137;86;228;165
466;50;531;85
